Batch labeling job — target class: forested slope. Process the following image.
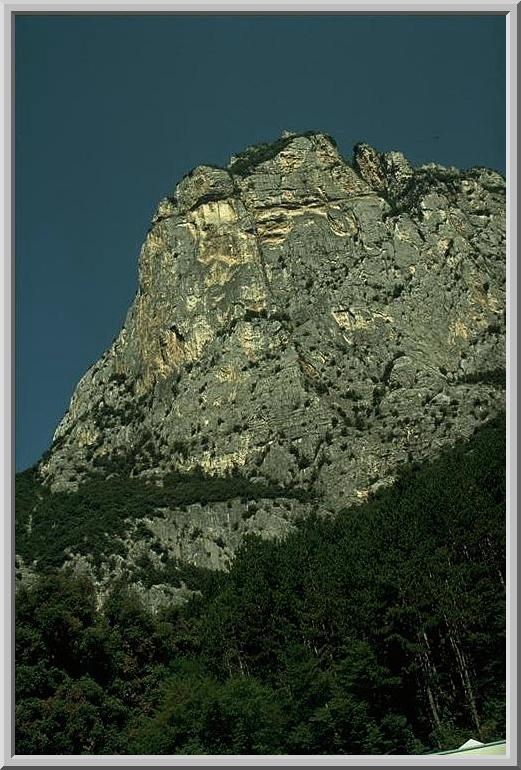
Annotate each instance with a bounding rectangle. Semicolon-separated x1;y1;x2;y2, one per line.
16;415;505;754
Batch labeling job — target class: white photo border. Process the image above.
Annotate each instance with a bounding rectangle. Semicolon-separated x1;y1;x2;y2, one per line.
1;2;517;766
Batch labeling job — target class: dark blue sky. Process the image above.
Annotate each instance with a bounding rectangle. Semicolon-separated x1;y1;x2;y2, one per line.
15;14;506;471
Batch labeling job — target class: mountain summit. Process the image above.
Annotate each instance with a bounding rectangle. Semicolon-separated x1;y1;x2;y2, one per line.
30;131;505;584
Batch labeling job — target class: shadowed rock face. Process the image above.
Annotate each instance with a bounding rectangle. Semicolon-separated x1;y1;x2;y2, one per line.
38;131;506;572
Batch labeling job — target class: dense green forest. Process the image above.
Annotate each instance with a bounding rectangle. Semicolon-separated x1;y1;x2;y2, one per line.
15;467;311;572
15;416;505;754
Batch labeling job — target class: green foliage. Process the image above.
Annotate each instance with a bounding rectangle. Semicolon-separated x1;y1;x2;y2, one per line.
16;416;505;754
14;467;41;539
15;467;310;572
228;131;339;176
458;368;506;388
132;549;223;596
229;136;296;176
383;165;463;218
128;662;289;754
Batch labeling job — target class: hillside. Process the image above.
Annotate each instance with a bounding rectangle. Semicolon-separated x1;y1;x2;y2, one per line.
17;132;505;595
16;415;506;754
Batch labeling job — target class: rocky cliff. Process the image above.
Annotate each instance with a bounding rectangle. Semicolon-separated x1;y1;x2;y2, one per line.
33;131;505;580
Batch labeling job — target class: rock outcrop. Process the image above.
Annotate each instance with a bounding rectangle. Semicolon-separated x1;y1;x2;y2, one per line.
37;131;506;574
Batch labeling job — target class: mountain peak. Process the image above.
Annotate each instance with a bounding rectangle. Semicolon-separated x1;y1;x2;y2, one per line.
226;130;346;176
37;131;505;578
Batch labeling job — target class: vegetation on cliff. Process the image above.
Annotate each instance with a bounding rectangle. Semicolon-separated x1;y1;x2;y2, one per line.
15;132;506;755
16;468;311;572
15;416;505;754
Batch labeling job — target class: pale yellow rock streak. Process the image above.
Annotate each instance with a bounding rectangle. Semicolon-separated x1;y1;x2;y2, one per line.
448;320;470;345
76;427;100;448
236;323;266;359
253;203;352;244
470;283;501;314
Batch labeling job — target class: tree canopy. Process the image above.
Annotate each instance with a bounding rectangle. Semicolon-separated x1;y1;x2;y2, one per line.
15;415;505;754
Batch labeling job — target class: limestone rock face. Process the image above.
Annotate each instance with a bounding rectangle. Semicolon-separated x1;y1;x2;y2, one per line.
39;131;506;569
